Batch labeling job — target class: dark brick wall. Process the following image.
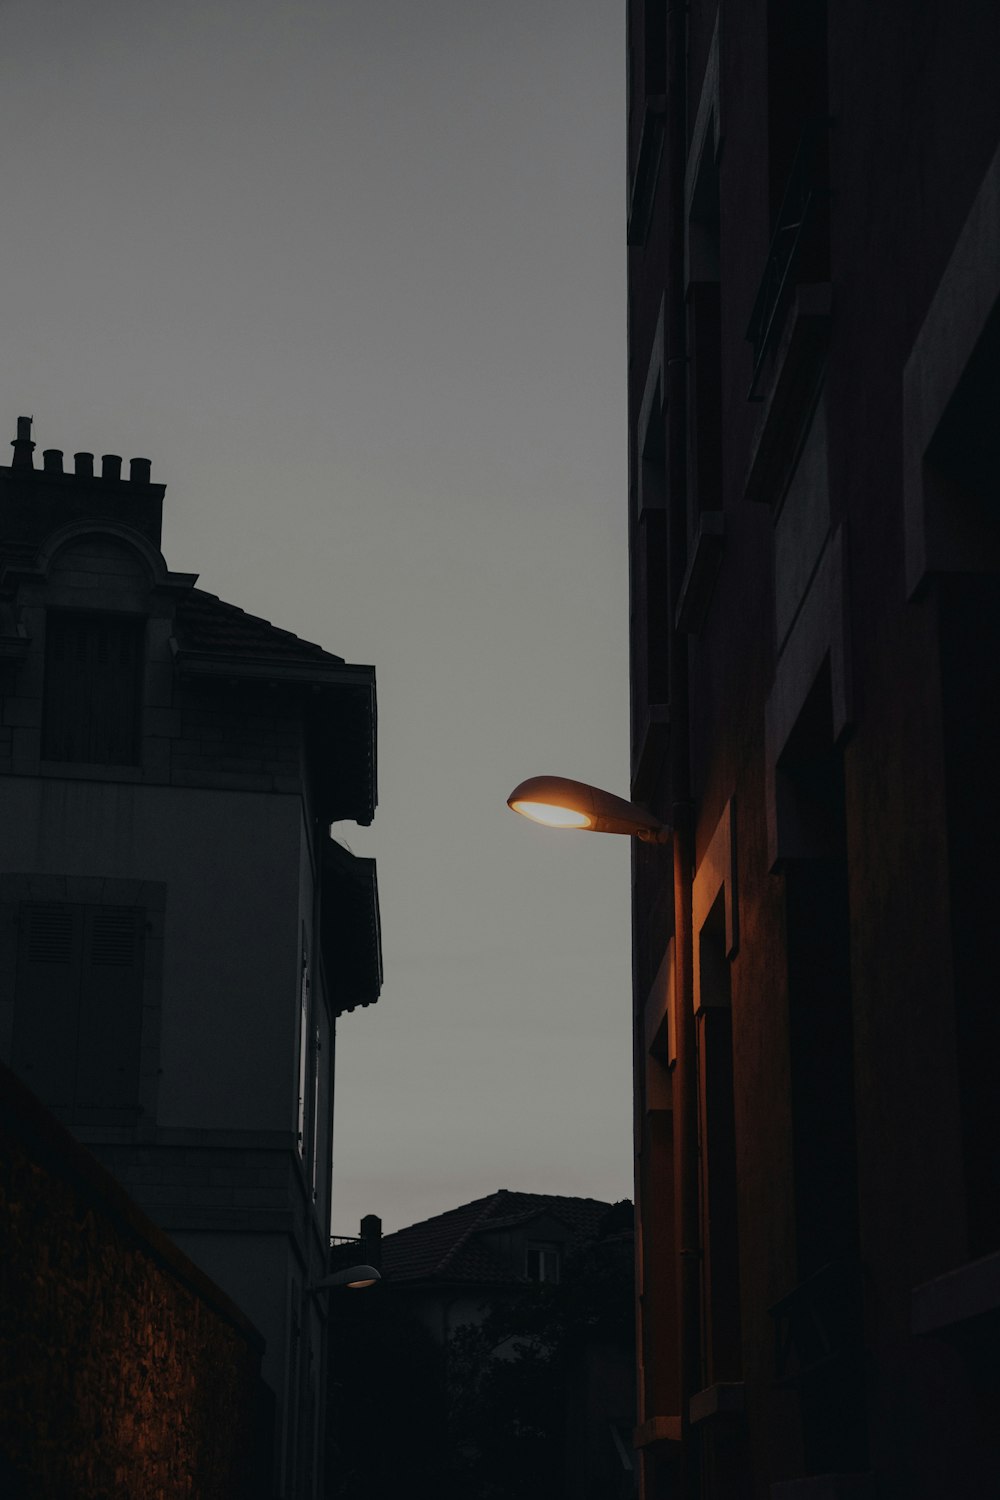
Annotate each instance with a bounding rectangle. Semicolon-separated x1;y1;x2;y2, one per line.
628;2;1000;1496
0;1064;267;1500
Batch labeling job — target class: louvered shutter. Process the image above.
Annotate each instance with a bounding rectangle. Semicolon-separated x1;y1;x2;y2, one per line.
12;903;85;1116
75;906;145;1117
42;612;144;764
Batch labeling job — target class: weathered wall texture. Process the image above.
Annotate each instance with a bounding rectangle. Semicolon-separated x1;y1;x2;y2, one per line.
0;1063;267;1499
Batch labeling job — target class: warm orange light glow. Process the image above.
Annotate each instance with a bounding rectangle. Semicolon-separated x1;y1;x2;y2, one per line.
510;799;593;829
346;1277;378;1289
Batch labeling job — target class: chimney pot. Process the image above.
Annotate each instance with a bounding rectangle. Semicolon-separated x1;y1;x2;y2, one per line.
129;457;152;484
359;1214;382;1269
101;454;122;482
74;452;94;479
42;449;63;474
11;416;35;471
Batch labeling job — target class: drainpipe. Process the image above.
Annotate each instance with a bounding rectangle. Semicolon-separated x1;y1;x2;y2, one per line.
664;3;699;1498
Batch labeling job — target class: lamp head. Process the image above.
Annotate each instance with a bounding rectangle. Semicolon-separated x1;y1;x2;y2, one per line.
507;775;670;843
309;1264;382;1294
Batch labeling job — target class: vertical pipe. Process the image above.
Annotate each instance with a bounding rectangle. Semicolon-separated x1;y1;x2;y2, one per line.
664;2;698;1497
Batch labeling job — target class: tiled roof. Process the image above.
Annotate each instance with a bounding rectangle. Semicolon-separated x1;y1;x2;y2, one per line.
380;1190;615;1285
173;589;345;665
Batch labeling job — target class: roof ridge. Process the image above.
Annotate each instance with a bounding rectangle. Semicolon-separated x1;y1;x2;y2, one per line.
435;1191;509;1276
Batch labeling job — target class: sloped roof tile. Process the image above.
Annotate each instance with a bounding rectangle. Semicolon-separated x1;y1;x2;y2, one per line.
381;1189;614;1285
173;589;345;664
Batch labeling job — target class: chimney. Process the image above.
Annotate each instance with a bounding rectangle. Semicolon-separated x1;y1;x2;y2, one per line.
74;452;94;479
11;416;35;471
101;454;122;482
129;457;151;484
42;449;63;474
360;1214;382;1269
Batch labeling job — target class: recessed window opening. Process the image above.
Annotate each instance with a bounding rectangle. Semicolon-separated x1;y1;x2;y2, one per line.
779;664;867;1474
42;610;145;765
696;890;741;1387
688;148;723;538
932;304;1000;1257
12;901;145;1124
525;1242;561;1285
644;1;666;95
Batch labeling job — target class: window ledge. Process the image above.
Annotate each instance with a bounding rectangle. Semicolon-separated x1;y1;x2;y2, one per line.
770;1478;874;1500
0;634;29;661
631;702;669;804
911;1249;1000;1339
745;283;832;508
676;512;725;634
632;1414;681;1449
39;759;144;783
627;98;666;248
689;1381;744;1425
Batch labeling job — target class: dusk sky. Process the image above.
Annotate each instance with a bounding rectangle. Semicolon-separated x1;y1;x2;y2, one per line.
0;0;630;1234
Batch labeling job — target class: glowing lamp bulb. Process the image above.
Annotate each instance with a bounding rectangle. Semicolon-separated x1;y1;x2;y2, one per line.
510;799;592;829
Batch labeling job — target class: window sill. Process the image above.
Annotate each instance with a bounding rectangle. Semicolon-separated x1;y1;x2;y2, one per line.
745;283;832;508
37;759;144;783
631;702;669;804
770;1478;874;1500
689;1381;744;1425
632;1414;681;1449
676;512;725;634
911;1249;1000;1340
627;97;666;248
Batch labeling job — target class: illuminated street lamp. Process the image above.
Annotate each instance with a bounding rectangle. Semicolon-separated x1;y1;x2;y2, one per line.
507;775;671;844
308;1264;381;1294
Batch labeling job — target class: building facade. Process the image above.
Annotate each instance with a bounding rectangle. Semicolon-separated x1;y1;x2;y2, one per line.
627;4;1000;1497
0;428;381;1500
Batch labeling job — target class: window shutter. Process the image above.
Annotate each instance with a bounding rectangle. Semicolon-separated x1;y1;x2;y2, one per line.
12;900;145;1122
42;612;145;765
12;903;85;1115
75;906;145;1117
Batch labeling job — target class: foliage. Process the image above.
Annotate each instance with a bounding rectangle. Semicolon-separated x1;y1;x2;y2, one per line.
326;1203;634;1500
442;1205;635;1500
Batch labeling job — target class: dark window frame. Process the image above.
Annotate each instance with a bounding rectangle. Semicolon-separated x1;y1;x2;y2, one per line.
41;608;146;766
12;899;147;1126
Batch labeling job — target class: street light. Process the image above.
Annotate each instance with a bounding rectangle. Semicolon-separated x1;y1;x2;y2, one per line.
507;775;671;844
307;1265;381;1294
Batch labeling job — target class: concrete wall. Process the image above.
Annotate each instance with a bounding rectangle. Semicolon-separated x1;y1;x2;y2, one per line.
0;778;302;1134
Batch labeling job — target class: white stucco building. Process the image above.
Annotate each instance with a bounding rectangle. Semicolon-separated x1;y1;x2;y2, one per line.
0;419;381;1500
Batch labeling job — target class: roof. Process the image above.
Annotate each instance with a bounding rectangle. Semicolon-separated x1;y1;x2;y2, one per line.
380;1190;615;1285
172;589;378;826
173;589;346;665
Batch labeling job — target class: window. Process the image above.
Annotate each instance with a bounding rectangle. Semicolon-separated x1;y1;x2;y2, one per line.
42;610;145;765
777;667;868;1473
525;1242;561;1284
643;1;666;96
310;1021;321;1202
297;951;310;1158
930;303;1000;1258
12;901;146;1123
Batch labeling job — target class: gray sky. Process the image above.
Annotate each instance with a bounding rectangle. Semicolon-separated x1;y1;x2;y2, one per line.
0;0;631;1234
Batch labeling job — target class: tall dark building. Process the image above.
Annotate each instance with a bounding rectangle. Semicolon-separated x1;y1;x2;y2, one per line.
626;5;1000;1497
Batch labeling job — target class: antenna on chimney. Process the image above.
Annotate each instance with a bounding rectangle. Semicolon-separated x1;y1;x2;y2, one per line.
11;416;35;471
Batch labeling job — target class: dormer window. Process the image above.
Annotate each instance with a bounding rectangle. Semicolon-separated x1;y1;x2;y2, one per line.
42;610;145;765
526;1241;562;1284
